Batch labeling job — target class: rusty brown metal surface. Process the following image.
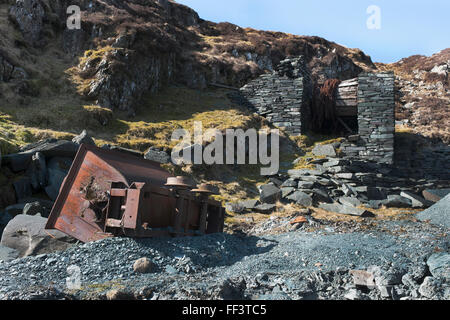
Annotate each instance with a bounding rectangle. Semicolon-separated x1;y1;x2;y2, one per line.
45;144;224;243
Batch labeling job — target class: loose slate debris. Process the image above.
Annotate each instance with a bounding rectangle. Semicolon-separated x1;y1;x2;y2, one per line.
259;184;281;204
312;144;337;157
416;194;450;228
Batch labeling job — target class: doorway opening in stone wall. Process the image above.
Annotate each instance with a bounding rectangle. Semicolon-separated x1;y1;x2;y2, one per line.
309;78;359;136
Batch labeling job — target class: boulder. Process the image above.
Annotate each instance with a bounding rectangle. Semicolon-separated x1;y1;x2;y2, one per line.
133;257;155;274
144;147;170;164
45;157;72;201
0;245;19;263
427;252;450;280
419;277;443;299
286;191;313;207
72;130;96;146
1;215;75;257
259;184;281;204
312;144;336;157
416;194;450;229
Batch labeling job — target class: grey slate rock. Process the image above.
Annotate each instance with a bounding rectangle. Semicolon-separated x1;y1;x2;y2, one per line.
3;139;78;172
400;191;432;208
288;168;324;178
312;189;333;204
72;130;95;146
23;202;43;216
297;181;315;189
13;176;32;201
286;191;313;207
319;203;375;217
0;245;19;263
312;144;336;157
4;203;26;216
383;195;412;208
366;187;386;201
281;187;295;198
254;204;277;214
419;277;442;299
44;157;72;201
259;184;281;204
0;212;13;237
339;197;362;207
427;252;450;279
240;199;260;210
281;179;297;188
225;203;245;214
323;159;347;168
1;214;75;257
144;147;170;164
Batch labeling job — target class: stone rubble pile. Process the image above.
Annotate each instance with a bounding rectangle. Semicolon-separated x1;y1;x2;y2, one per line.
228;141;449;216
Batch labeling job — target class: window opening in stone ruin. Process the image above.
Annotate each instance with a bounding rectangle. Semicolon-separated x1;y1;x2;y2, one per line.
310;78;359;135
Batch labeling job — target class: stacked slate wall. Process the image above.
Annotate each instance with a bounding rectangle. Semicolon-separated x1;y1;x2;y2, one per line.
239;57;312;136
340;72;395;164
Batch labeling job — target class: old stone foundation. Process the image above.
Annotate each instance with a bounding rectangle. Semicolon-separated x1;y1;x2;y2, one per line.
237;57;395;164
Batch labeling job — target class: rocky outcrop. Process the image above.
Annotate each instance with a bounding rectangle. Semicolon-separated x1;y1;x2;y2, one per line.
0;51;28;82
8;0;46;46
378;49;450;143
4;0;376;114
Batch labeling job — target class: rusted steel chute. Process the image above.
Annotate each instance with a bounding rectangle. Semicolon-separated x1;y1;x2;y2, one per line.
45;144;224;243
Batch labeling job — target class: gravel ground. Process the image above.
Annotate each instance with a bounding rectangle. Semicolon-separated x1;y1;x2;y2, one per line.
0;218;448;300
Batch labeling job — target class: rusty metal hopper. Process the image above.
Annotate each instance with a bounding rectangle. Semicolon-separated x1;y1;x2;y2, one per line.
45;144;224;243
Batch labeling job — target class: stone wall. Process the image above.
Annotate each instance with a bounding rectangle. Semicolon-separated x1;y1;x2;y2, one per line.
357;72;395;164
238;59;396;164
239;57;312;136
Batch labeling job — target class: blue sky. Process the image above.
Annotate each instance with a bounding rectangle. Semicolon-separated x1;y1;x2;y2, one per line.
177;0;449;63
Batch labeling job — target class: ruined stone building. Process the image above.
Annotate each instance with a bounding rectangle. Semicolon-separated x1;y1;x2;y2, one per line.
238;57;395;165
